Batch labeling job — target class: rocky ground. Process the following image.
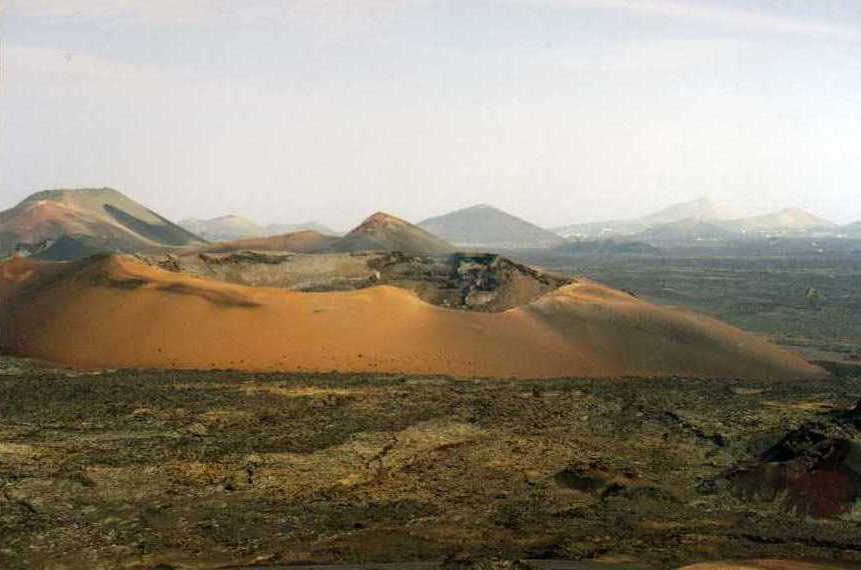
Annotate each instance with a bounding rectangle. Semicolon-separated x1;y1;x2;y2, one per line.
1;357;860;568
138;251;572;312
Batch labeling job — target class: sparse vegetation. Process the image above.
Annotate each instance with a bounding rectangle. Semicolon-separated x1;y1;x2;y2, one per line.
1;360;859;568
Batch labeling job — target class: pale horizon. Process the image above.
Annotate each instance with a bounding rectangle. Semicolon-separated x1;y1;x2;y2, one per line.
2;0;860;228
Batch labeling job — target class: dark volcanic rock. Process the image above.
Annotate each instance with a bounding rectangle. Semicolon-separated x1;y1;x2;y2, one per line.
138;249;572;312
720;401;861;518
367;252;573;311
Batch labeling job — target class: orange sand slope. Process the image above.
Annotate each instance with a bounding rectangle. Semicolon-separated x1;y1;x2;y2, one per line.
0;255;824;379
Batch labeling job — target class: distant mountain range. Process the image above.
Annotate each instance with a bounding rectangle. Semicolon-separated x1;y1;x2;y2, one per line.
1;189;453;260
178;215;260;242
729;208;835;233
632;219;737;247
2;189;857;261
0;188;204;259
553;197;844;246
179;215;336;242
418;204;565;249
190;212;453;257
640;197;744;225
553;197;737;239
267;221;338;236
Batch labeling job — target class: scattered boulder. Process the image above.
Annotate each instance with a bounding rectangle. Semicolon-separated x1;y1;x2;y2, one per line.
198;251;293;265
367;252;572;311
554;460;674;502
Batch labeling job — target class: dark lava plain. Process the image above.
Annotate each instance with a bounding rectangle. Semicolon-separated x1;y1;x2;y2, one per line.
1;357;860;569
514;248;861;364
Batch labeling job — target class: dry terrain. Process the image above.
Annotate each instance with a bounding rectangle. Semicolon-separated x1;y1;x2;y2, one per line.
0;255;822;379
1;358;859;568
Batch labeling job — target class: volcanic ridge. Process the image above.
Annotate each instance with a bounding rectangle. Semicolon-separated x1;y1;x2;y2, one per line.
0;252;823;379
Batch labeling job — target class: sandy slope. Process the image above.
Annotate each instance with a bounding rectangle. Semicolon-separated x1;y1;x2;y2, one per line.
0;255;824;379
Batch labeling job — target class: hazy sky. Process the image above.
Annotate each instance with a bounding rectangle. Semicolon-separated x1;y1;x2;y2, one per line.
2;0;860;229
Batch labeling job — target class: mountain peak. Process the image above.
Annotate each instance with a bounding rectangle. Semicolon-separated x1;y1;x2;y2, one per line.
1;187;203;259
418;204;564;249
24;187;124;203
350;211;410;234
336;211;452;254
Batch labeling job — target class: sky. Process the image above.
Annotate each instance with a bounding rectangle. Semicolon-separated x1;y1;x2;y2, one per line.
1;0;860;230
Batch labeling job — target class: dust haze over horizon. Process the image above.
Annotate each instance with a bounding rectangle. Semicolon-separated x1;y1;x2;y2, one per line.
1;1;860;230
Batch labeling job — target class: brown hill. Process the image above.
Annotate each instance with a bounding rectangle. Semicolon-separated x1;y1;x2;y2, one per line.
186;213;452;256
0;188;204;259
188;230;339;255
0;255;824;379
330;212;454;254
